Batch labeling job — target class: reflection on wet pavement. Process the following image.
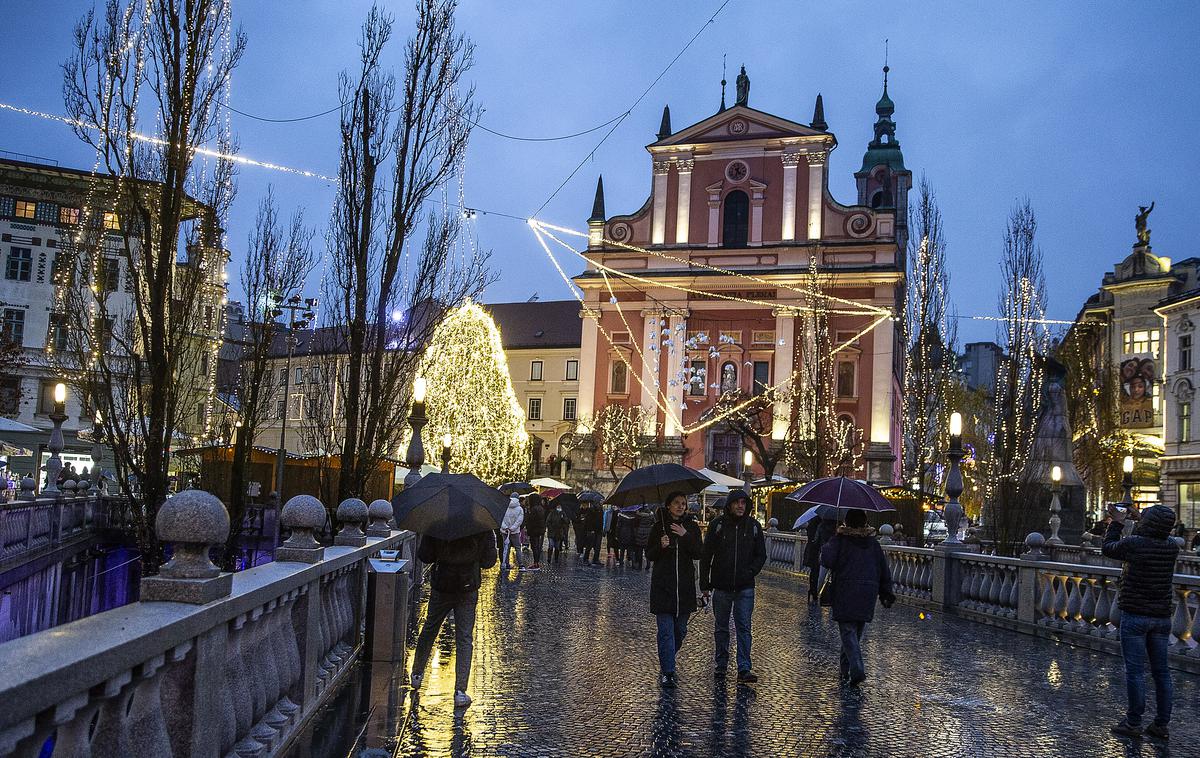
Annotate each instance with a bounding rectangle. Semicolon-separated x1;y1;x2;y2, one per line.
285;557;1193;757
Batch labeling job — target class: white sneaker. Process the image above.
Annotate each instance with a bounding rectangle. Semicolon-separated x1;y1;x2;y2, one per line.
454;690;472;708
410;673;422;689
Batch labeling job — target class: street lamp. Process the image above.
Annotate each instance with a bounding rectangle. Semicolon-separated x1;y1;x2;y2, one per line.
1121;455;1134;506
403;377;428;489
272;294;318;499
742;449;754;482
1047;464;1063;545
45;382;68;495
441;433;452;474
942;411;965;544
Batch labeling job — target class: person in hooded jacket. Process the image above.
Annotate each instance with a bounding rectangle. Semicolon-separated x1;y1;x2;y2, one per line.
645;491;704;688
615;508;638;566
699;489;767;683
804;516;837;603
819;508;895;685
582;502;604;565
524;493;547;570
499;495;526;571
410;531;497;708
631;506;655;569
546;501;570;563
1103;503;1179;740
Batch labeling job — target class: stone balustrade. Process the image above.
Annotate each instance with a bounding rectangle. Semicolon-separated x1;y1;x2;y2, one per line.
0;482;125;569
764;530;1200;673
0;490;416;758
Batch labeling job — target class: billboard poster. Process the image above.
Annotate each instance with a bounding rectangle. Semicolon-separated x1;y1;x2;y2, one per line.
1119;356;1155;428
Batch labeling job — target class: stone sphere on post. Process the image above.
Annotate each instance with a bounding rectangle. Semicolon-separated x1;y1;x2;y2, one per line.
1021;531;1047;561
276;494;327;563
140;490;233;604
366;498;393;538
335;497;369;547
878;523;894;545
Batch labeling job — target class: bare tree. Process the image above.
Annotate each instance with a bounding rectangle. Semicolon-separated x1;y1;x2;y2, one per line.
327;1;492;501
220;189;313;564
701;391;789;479
0;337;26;417
578;404;652;480
57;0;244;572
984;199;1051;551
902;176;956;485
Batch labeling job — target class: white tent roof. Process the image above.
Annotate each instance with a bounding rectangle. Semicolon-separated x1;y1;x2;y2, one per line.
697;468;744;487
531;476;571;490
0;418;38;433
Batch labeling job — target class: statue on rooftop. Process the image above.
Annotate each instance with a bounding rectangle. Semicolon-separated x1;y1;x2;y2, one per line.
1136;201;1154;246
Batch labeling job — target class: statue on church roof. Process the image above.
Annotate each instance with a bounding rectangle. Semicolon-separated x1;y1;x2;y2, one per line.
735;65;749;107
1136;201;1154;246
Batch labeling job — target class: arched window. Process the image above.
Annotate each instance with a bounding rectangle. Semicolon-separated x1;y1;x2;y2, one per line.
720;361;738;394
722;190;749;248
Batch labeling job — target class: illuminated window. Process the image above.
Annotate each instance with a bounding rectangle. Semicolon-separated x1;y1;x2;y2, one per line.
1122;329;1160;357
59;206;80;225
689;359;707;396
14;200;36;219
610;360;628;394
2;309;25;345
530;360;543;381
565;359;578;381
720;361;738;394
102;212;120;231
5;247;32;282
563;398;577;421
528;397;542;421
1181;401;1191;443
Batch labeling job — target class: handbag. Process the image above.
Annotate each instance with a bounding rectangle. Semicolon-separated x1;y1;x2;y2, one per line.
817;565;835;607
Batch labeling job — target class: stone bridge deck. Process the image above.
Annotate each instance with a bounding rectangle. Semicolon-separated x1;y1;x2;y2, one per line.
289;558;1195;758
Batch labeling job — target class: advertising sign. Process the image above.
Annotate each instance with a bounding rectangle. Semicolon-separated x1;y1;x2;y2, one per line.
1119;356;1155;428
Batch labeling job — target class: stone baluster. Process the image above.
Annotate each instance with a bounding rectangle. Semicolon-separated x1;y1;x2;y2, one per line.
276;495;326;563
227;614;264;757
978;567;993;610
247;605;280;751
1107;582;1122;637
1006;568;1020;614
1170;588;1192;651
334;498;368;547
140;490;233;604
1093;579;1112;637
878;524;894;545
1078;579;1098;632
366;499;393;538
1188;593;1200;657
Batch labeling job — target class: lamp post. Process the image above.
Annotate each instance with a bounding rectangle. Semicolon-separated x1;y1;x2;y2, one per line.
272;294;317;499
1121;454;1135;537
45;382;67;496
942;411;965;544
403;377;428;488
441;433;452;474
1047;465;1063;545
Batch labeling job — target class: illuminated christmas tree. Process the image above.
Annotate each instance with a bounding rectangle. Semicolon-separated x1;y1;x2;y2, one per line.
414;301;530;484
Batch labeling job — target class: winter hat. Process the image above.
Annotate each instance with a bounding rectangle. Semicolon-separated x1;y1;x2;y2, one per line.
725;489;752;514
1135;504;1176;539
844;508;867;529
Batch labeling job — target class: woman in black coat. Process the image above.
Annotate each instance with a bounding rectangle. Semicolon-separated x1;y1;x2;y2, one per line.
819;508;895;685
804;517;837;602
645;491;704;688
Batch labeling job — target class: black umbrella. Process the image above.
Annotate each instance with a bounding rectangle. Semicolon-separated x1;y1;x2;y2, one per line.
392;472;509;540
604;463;713;508
577;490;605;504
549;492;580;520
498;481;535;496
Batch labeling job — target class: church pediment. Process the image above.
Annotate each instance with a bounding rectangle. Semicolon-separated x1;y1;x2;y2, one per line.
650;105;831;149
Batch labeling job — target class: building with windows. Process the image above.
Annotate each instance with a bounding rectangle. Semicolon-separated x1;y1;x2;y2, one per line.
484;300;581;475
571;66;909;483
1154;289;1200;528
959;341;1004;398
1073;213;1200;503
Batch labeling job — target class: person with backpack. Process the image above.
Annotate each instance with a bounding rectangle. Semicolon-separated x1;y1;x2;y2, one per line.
616;507;638;567
631;506;655;570
546;500;570;563
699;489;767;684
500;495;526;571
1103;504;1179;740
646;491;704;688
410;530;498;708
525;493;548;570
819;508;895;685
582;502;603;565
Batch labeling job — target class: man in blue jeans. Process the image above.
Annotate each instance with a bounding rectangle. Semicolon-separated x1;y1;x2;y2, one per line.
700;489;767;684
1102;503;1179;741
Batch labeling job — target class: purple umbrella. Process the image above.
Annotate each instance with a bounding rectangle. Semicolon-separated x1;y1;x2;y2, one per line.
785;476;895;517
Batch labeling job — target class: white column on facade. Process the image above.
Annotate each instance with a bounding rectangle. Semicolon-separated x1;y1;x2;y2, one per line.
674;159;693;245
750;187;764;247
772;309;796;439
707;195;720;247
806;151;825;241
664;311;688;437
869;313;894;445
641;309;662;424
651;161;670;246
781;153;801;242
577;309;600;423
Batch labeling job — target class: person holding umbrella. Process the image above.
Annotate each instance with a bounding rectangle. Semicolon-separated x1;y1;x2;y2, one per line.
699;489;766;684
819;508;896;685
646;491;704;688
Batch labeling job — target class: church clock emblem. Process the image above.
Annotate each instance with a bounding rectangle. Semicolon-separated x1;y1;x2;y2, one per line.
725;160;749;183
728;118;748;135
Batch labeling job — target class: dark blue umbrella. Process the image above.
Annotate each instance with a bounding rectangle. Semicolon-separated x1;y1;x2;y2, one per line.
499;481;535;496
604;463;712;508
785;477;895;514
393;472;509;540
577;490;605;503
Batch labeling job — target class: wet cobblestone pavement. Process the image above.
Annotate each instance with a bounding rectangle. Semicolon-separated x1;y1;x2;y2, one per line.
288;556;1197;758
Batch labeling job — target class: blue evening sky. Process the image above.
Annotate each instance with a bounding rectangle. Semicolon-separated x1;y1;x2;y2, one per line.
0;0;1196;344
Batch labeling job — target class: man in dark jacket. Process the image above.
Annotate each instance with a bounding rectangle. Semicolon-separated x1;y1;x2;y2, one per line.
616;508;638;566
820;508;895;685
1102;503;1178;740
582;502;604;565
524;494;547;570
410;531;498;708
632;507;655;569
699;489;767;683
546;501;570;563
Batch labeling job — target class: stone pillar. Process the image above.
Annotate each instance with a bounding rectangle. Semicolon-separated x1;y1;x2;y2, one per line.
366;499;393;538
335;498;368;547
865;307;896;485
651;160;670;246
1017;533;1047;624
577;308;600;422
664;311;688;438
772;309;796;440
641;309;663;425
140;490;233;604
674;158;693;244
780;152;801;242
707;189;720;247
276;494;327;563
805;151;825;240
750;183;765;247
